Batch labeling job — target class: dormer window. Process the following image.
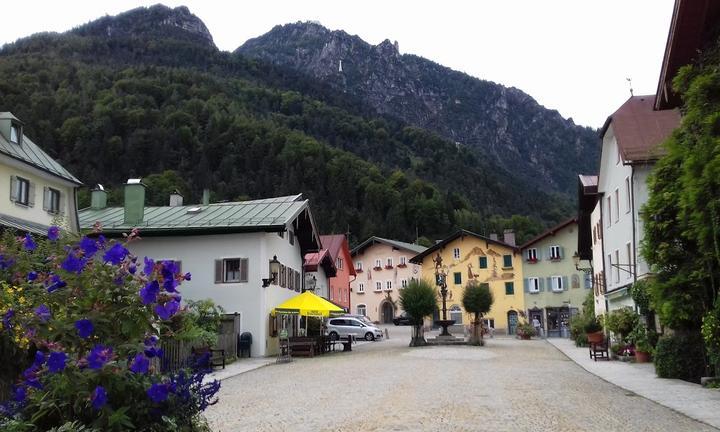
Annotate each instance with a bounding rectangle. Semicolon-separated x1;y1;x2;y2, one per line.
9;124;19;144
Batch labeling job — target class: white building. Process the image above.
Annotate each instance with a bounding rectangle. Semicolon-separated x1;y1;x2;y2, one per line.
303;248;336;300
79;183;321;357
0;112;82;234
596;96;679;313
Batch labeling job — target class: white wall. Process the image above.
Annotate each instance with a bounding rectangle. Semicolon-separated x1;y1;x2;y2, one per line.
591;202;607;316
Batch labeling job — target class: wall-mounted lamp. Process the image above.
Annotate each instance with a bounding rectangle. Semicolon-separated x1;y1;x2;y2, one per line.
262;255;281;287
572;251;593;274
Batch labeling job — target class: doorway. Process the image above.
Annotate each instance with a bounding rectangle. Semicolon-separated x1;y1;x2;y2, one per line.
507;310;518;335
381;302;394;324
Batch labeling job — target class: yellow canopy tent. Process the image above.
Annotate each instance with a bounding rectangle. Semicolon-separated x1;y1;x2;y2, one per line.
273;291;345;317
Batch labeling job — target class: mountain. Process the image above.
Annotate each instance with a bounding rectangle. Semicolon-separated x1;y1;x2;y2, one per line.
0;5;575;243
237;22;599;196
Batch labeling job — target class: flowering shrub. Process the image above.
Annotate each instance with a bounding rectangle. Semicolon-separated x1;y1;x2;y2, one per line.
0;227;219;431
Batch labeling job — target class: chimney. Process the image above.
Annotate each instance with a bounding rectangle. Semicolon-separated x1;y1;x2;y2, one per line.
169;190;184;207
503;229;516;246
489;233;498;241
123;178;146;225
202;188;210;206
90;184;107;210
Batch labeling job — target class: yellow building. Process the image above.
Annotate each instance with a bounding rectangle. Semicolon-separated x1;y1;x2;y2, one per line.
410;230;524;335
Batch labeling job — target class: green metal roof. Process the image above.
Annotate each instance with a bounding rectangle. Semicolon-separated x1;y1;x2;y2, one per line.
351;236;427;256
0;113;81;184
79;194;312;233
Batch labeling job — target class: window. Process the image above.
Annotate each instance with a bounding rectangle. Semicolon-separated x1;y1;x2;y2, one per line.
479;256;487;269
614;250;620;283
502;254;512;268
399;256;407;266
401;279;408;288
528;277;540;293
606;196;612;227
374;259;382;269
337;258;343;270
9;124;19;144
386;257;393;268
450;305;463;324
44;187;61;214
614;189;620;222
626;242;633;280
505;282;514;295
625;177;631;213
385;280;392;291
526;248;538;262
356;261;363;272
549;245;561;260
10;176;30;206
375;281;382;292
551;276;564;292
453;272;462;285
358;283;365;293
607;253;613;285
215;258;249;283
357;304;367;316
453;248;460;259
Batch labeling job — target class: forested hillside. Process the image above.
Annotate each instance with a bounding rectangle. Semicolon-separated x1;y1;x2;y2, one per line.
0;5;574;244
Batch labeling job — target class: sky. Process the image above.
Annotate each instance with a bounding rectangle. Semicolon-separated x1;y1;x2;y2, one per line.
1;1;676;128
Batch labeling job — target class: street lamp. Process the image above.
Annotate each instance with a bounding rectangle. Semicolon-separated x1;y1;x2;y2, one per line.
262;255;281;287
572;251;593;274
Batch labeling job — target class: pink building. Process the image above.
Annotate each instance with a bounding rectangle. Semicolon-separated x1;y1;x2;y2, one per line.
320;234;355;311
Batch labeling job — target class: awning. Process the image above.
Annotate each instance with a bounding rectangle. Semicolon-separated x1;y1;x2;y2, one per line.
272;291;344;317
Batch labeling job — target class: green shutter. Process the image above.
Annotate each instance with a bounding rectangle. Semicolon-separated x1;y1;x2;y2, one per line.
454;272;462;285
523;278;529;293
505;282;514;295
479;256;487;269
503;255;512;268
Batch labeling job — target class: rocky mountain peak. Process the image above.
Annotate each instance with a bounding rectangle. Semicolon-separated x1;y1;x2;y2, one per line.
72;4;214;47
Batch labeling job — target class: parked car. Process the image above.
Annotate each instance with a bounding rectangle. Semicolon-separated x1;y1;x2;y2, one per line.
393;312;412;326
343;314;374;326
326;317;383;341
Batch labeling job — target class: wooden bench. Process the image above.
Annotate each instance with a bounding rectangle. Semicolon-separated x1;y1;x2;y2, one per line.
289;339;317;357
589;339;610;361
191;347;226;369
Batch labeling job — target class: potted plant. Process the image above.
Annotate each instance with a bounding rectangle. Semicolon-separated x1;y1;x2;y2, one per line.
630;322;653;363
516;322;537;340
584;317;604;343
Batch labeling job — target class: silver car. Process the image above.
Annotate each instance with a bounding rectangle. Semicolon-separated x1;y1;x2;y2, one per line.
326;317;383;341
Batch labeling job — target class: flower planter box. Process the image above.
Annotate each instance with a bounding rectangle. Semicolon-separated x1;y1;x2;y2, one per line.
635;350;651;363
373;267;382;271
587;331;604;344
355;269;363;273
526;259;538;264
384;265;393;270
397;264;407;268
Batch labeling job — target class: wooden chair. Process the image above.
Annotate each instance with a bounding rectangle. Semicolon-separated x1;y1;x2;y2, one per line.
589;338;610;361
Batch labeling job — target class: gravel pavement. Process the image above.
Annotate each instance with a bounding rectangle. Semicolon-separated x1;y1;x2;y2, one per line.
205;326;717;432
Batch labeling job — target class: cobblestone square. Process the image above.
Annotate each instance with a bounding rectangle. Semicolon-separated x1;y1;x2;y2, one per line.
205;327;717;431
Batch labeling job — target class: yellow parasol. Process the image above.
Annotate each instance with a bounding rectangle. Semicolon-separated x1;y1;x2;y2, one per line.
273;291;345;317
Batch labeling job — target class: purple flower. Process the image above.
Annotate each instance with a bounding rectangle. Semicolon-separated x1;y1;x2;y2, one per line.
184;272;192;281
145;335;159;346
33;351;46;366
143;257;155;276
2;309;14;330
103;243;129;265
130;353;150;374
162;261;179;277
91;386;108;410
27;271;38;281
47;351;67;373
147;383;169;403
22;366;42;389
79;236;99;258
12;386;26;403
34;304;51;322
47;226;60;241
46;274;67;293
163;277;178;293
154;299;180;320
129;263;137;274
75;319;94;339
0;254;14;270
139;280;160;305
23;233;37;251
87;345;113;369
144;346;163;359
61;252;87;274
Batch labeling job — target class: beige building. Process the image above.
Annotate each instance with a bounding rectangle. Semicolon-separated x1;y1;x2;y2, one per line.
0;112;81;234
350;237;426;324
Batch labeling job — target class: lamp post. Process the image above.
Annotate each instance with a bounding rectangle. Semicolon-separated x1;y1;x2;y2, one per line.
433;253;455;337
262;255;281;287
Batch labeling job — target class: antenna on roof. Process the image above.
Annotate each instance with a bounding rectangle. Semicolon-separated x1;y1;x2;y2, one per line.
626;77;634;96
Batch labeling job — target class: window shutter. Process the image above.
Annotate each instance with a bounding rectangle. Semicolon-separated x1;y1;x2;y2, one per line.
540;278;546;292
43;187;50;211
523;278;529;293
214;260;223;283
240;258;249;283
59;190;65;215
584;274;592;289
9;176;18;202
559;247;565;259
27;182;35;207
563;276;569;291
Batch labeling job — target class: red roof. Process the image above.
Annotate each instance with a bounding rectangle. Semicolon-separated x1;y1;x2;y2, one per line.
600;96;680;163
320;234;356;276
303;249;337;276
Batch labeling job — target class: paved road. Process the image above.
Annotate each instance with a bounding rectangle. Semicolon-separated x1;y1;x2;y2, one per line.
205;326;716;431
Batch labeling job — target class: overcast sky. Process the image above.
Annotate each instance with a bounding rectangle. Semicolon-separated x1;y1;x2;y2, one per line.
1;1;675;128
